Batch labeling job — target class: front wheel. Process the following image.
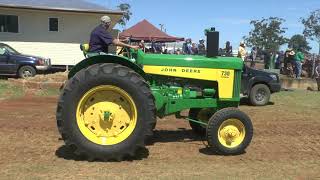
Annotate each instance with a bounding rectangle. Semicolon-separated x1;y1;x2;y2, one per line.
206;108;253;155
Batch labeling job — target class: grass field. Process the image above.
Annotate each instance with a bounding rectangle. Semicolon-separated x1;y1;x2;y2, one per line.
0;80;60;99
0;80;25;99
0;89;319;179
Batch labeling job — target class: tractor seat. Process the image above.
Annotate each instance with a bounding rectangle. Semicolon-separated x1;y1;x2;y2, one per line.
80;43;90;53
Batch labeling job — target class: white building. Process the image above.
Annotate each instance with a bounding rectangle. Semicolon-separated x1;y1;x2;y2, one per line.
0;0;123;65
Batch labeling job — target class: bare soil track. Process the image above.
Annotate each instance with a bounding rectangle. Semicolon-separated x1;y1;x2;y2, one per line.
0;91;319;179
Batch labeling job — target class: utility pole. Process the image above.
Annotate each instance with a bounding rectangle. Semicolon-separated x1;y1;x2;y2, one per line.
159;24;164;32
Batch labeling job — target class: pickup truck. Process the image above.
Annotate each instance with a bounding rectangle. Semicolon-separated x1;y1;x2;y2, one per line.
241;66;281;106
0;43;51;78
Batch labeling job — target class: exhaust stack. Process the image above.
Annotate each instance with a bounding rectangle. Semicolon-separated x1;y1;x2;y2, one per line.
206;27;219;58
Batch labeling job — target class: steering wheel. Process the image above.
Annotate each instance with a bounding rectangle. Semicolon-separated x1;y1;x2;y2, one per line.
118;47;131;58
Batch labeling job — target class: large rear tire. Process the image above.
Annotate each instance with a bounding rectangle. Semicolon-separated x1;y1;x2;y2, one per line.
206;108;253;155
56;63;156;161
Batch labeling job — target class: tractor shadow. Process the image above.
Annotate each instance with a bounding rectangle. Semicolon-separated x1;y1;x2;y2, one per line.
150;129;247;156
55;145;149;162
55;129;225;161
198;147;247;156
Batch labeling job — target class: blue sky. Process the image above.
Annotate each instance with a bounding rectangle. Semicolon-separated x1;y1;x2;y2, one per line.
91;0;320;53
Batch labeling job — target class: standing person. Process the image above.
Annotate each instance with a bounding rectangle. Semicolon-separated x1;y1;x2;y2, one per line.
191;43;198;55
198;39;206;55
263;50;271;69
237;41;247;61
151;40;156;53
284;48;295;77
276;51;284;69
315;61;320;91
225;41;233;57
274;52;279;69
183;39;192;54
250;47;257;68
294;48;305;79
89;15;138;55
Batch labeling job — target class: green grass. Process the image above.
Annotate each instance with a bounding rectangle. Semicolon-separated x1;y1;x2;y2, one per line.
0;80;61;99
0;80;24;99
35;87;60;97
271;90;320;112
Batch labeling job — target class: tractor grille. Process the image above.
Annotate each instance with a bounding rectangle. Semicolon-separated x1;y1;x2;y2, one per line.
233;70;241;98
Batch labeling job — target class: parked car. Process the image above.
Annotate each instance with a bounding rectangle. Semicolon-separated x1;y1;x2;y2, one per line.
0;43;51;78
241;66;281;106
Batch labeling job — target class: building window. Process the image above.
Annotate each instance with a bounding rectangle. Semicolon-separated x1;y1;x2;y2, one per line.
49;18;59;32
0;15;19;33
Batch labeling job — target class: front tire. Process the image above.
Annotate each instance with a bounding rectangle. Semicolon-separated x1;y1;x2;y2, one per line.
56;63;156;161
249;84;271;106
206;108;253;155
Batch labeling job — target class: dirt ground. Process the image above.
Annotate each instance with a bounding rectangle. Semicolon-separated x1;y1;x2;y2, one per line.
0;91;319;179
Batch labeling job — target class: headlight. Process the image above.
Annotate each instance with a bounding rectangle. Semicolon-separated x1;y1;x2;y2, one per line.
37;58;45;65
270;74;278;81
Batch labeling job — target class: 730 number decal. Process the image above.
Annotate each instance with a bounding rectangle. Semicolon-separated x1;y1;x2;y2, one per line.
221;71;231;78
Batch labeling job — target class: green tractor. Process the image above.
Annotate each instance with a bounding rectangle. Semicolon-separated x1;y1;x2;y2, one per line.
57;29;253;161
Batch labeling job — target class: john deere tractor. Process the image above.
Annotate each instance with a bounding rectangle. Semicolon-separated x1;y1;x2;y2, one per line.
57;28;253;161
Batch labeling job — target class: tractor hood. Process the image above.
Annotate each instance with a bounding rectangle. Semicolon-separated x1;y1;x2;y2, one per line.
136;51;243;70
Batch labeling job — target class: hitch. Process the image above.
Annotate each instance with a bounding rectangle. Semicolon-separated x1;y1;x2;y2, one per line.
175;112;208;126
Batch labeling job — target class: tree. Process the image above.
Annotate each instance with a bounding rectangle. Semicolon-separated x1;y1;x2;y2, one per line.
302;9;320;54
117;3;132;28
244;17;288;52
288;34;311;52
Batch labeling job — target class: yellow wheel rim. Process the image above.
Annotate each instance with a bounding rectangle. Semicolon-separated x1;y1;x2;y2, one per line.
76;85;137;145
218;119;245;148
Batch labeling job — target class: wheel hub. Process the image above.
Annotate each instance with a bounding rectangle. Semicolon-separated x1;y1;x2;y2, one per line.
101;111;114;122
218;119;245;148
222;126;241;143
23;70;32;78
76;85;137;145
256;89;266;101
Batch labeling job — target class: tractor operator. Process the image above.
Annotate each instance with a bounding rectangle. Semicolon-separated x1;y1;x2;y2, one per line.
89;15;139;54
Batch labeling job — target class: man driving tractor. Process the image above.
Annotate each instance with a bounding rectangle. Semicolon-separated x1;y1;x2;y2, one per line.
88;15;139;54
